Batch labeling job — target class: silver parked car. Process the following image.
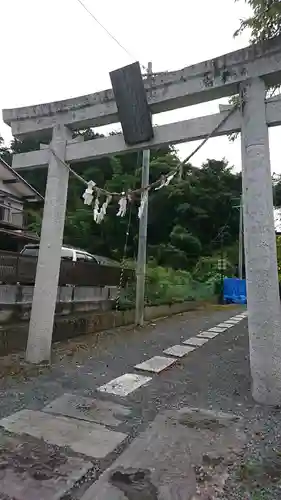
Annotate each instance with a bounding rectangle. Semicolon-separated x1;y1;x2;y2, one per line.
20;244;120;266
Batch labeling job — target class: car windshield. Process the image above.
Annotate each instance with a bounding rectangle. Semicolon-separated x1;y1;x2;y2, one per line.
21;246;39;257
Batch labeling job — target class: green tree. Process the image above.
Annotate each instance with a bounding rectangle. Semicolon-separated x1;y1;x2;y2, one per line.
6;132;242;269
235;0;281;42
235;1;281;205
170;225;202;266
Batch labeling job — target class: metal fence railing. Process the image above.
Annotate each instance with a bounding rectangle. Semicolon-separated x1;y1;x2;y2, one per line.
0;250;133;287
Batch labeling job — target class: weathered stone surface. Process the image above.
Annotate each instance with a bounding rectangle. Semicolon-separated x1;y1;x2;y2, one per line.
183;337;209;346
177;407;241;430
81;406;246;500
207;327;227;333
0;410;127;459
98;373;152;397
197;331;219;339
43;393;131;427
109;468;158;500
218;322;235;328
0;433;92;500
135;356;177;374
163;345;195;358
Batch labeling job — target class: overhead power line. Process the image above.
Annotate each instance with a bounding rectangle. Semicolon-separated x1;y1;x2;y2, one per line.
75;0;147;71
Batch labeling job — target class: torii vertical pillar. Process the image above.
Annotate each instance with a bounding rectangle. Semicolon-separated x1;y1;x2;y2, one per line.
241;77;281;405
26;124;72;364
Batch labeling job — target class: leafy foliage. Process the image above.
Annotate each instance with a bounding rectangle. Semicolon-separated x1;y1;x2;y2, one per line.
273;173;281;207
119;264;215;309
235;0;281;42
0;132;242;269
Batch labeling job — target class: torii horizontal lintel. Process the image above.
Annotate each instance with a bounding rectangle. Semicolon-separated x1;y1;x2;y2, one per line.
4;35;281;138
11;95;281;171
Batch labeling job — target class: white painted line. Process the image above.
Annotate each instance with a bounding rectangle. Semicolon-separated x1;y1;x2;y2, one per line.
163;344;196;358
219;322;235;328
183;337;209;346
135;356;177;373
98;373;152;397
217;323;231;328
235;315;245;320
197;331;220;339
208;327;228;333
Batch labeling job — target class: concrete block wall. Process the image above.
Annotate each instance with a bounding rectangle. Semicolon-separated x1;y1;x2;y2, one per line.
0;300;200;356
0;284;118;323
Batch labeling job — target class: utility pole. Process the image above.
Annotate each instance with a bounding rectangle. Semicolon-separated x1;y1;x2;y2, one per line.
135;62;152;326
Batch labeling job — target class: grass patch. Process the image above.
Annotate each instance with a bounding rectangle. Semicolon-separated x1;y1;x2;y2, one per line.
119;265;215;310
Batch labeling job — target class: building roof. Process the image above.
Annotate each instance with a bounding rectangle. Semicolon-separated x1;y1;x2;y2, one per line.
0;226;39;242
0;157;43;202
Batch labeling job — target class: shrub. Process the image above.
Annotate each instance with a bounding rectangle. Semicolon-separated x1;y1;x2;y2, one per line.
118;263;215;310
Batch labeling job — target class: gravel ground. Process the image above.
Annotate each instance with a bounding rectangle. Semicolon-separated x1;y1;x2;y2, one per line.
219;408;281;499
0;305;281;499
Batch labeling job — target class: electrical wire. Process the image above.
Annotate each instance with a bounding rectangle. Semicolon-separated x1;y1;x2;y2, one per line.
75;0;147;71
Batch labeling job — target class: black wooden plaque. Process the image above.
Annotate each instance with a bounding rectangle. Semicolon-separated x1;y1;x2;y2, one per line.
110;62;154;145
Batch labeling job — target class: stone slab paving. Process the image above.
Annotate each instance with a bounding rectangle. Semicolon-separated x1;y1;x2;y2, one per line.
162;344;195;358
0;306;246;499
197;331;220;339
208;326;228;333
0;432;92;500
81;406;246;500
43;393;131;427
183;337;209;346
134;356;177;374
0;409;127;459
225;319;241;324
98;373;152;397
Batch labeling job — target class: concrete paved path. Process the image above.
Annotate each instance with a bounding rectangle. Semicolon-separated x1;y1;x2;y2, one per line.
0;305;250;499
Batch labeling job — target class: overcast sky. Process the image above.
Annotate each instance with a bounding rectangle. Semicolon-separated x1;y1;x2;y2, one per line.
1;0;280;175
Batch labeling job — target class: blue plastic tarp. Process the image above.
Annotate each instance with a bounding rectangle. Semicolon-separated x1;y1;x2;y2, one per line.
223;277;247;304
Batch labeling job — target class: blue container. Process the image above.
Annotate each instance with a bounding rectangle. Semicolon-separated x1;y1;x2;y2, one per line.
223;277;247;304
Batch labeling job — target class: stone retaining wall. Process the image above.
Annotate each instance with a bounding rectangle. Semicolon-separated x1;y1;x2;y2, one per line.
0;284;118;323
0;300;200;356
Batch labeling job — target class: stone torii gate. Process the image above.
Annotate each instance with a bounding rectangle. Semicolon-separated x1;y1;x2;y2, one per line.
3;36;281;405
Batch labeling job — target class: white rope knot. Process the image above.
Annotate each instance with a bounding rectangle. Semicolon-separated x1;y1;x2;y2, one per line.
155;172;176;190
